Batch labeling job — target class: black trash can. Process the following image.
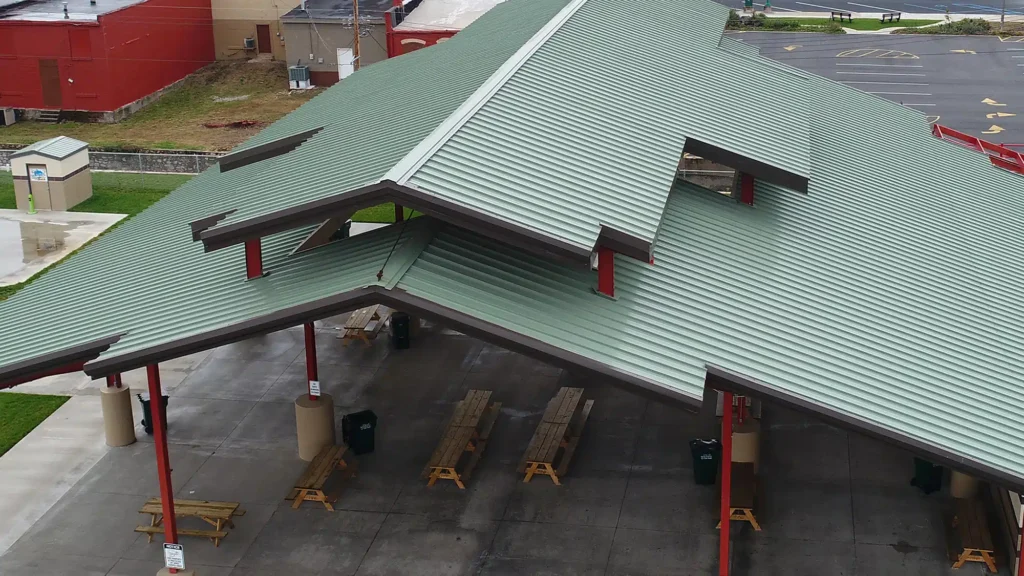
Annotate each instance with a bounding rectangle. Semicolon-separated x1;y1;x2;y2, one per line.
910;457;943;494
329;219;353;242
391;312;410;350
137;394;169;436
689;439;722;485
343;410;378;455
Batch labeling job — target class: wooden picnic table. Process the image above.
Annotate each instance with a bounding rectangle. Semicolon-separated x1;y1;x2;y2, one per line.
519;387;594;485
340;305;392;346
948;497;998;572
135;498;245;547
423;390;501;489
716;462;761;531
286;444;351;511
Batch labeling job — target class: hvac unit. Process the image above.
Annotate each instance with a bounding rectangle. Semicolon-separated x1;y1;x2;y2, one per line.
243;37;256;50
1;108;15;126
289;65;311;89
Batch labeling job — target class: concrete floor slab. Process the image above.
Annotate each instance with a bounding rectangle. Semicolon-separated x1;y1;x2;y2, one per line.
261;361;380;405
606;528;719;576
354;514;497;576
0;551;117;576
853;542;989;576
848;434;915;485
759;478;855;543
569;419;639;474
730;535;856;576
487;521;614;566
322;468;405;514
137;397;256;448
617;475;719;534
761;420;850;483
631;423;690;476
73;442;211;497
851;484;948;548
220;400;298;452
503;471;628;528
176;448;305;506
236;509;384;574
173;359;291;401
0;209;125;286
108;558;234;576
391;466;517;522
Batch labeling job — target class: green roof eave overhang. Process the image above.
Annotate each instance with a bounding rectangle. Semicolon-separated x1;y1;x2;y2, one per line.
683;138;810;194
705;364;1024;495
0;334;123;389
80;285;698;410
192;180;653;264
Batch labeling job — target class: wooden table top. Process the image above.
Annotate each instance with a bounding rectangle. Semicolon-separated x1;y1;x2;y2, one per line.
345;305;380;330
140;499;240;520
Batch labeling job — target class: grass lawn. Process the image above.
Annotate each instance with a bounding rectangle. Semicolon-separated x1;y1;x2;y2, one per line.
0;61;322;152
775;18;938;31
0;393;70;457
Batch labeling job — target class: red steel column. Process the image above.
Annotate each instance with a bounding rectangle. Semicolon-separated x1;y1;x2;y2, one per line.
597;247;615;297
147;364;178;559
1017;531;1024;576
244;239;263;279
106;375;117;388
739;174;754;205
304;322;318;401
720;391;734;576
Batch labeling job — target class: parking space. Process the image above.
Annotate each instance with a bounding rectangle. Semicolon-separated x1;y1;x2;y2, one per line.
0;319;1004;575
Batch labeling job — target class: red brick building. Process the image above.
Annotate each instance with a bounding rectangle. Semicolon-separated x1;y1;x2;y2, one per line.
0;0;214;120
384;0;504;57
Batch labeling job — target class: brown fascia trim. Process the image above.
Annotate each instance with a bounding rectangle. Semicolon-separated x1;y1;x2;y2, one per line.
193;181;599;266
83;286;700;411
597;225;651;263
705;364;1024;495
683;138;809;194
218;127;325;173
189;210;236;241
0;334;122;387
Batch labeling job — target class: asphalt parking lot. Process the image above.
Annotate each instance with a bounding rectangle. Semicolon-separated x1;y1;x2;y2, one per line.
733;32;1024;145
717;0;1024;15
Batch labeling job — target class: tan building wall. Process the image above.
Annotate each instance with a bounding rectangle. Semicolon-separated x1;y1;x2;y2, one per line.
14;168;93;211
211;0;300;60
281;20;388;85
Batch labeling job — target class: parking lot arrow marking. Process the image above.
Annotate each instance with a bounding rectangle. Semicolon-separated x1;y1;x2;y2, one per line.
783;45;802;51
982;125;1005;134
950;49;976;54
982;98;1007;106
987;112;1016;118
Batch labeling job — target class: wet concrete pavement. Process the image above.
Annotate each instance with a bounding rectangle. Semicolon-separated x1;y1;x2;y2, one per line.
0;209;125;286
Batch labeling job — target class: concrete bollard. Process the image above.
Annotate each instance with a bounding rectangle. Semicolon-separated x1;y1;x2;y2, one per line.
295;393;336;461
100;385;137;447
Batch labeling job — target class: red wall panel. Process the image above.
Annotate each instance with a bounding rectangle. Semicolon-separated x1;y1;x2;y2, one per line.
0;0;213;112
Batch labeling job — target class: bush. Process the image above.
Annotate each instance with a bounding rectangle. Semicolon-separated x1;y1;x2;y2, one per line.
896;17;990;34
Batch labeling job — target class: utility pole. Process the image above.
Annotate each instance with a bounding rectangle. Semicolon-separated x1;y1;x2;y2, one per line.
1001;0;1006;32
352;0;361;71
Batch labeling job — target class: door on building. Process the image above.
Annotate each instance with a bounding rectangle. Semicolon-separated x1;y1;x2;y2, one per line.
256;25;272;54
38;59;62;108
27;164;53;210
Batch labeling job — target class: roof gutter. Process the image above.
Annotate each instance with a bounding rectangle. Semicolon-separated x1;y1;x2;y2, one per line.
705;364;1024;495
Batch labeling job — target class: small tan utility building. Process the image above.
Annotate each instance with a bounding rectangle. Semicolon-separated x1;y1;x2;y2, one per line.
11;136;93;212
212;0;301;60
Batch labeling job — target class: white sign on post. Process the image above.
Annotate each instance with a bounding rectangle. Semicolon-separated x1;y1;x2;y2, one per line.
163;543;185;570
309;380;321;397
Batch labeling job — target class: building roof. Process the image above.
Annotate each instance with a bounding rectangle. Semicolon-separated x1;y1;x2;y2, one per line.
280;0;393;22
394;0;506;31
2;0;1024;492
0;0;142;21
10;136;88;160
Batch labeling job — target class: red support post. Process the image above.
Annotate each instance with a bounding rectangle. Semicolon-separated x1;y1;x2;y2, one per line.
304;322;318;401
244;239;263;280
394;204;405;222
106;375;116;388
597;247;615;298
737;396;746;424
147;364;178;564
739;174;754;205
720;391;734;576
1017;533;1024;576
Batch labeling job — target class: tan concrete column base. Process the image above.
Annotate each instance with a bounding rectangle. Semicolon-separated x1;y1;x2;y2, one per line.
100;385;137;447
295;393;336;461
731;418;760;472
157;569;195;576
950;470;979;499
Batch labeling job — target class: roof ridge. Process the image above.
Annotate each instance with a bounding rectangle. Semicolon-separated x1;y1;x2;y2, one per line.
383;0;589;186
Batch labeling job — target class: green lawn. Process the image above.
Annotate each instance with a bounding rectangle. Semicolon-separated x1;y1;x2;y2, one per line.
0;393;70;457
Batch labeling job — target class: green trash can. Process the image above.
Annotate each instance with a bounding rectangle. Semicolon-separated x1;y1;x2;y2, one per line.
690;439;722;485
136;394;169;436
390;312;411;350
342;410;378;455
911;458;943;494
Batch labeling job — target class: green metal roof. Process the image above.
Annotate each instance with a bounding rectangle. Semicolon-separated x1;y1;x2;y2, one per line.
11;136;88;160
1;0;1024;490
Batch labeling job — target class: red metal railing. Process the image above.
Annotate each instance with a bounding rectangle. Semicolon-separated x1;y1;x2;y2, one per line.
932;124;1024;176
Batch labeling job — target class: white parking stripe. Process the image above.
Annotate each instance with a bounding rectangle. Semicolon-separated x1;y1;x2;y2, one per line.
849;2;899;9
866;91;932;95
904;2;936;9
902;103;936;106
795;1;848;9
835;63;924;68
836;71;926;76
843;81;929;85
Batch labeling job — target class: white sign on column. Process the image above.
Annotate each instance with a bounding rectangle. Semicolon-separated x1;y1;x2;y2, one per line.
163;543;185;570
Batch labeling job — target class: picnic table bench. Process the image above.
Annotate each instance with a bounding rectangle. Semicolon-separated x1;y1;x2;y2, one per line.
716;462;761;531
340;305;392;346
948;497;998;572
881;11;900;22
286;444;351;511
518;387;595;485
831;10;852;22
423;390;502;489
135;498;245;547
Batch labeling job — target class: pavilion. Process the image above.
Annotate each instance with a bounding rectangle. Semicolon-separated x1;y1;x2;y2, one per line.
1;0;1023;574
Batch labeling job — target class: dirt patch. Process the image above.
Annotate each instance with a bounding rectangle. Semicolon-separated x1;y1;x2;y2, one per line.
0;61;323;151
